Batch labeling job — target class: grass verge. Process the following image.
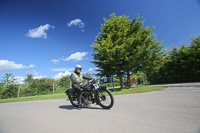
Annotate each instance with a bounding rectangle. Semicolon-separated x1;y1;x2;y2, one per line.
0;93;67;103
110;86;164;95
0;86;164;103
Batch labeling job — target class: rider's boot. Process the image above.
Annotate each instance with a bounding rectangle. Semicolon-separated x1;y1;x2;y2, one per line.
78;103;82;110
77;93;82;110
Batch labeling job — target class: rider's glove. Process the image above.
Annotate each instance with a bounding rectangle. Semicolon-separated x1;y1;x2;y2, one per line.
79;82;84;87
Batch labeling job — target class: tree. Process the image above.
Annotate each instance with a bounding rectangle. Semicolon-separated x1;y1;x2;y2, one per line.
24;74;33;83
56;76;71;89
25;78;55;96
91;14;129;88
188;36;200;81
85;72;94;78
150;36;200;83
122;15;164;86
3;73;16;85
91;13;164;87
1;73;18;99
0;83;4;98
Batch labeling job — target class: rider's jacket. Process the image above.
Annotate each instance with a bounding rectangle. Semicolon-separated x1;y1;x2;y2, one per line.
70;71;92;86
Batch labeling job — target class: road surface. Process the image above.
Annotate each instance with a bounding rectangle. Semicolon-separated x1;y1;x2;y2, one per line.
0;86;200;133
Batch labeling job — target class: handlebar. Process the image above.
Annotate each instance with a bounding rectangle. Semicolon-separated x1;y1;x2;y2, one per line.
89;79;99;84
80;79;99;90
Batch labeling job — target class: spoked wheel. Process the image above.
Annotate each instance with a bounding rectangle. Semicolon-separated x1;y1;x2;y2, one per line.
68;94;78;107
98;89;114;109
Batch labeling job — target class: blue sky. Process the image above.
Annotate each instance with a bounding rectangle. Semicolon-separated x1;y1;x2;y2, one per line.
0;0;200;82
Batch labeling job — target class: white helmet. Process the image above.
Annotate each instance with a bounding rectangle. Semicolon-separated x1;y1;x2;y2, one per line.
75;65;82;71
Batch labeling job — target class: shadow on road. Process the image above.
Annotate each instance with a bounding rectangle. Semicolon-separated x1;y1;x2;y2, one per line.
59;105;108;110
59;105;75;110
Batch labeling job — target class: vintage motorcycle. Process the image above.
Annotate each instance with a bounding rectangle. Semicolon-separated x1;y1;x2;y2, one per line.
65;79;114;109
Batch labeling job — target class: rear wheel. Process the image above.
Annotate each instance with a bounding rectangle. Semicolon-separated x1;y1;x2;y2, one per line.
68;93;78;107
98;89;114;109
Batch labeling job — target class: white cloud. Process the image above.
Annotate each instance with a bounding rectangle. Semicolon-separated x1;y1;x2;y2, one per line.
68;19;85;32
33;75;47;79
50;59;60;64
26;70;38;76
88;68;94;72
0;60;35;73
15;76;26;84
51;52;88;64
81;29;85;32
68;19;84;28
50;68;74;72
15;75;46;84
53;71;71;80
88;67;98;72
63;52;88;61
26;24;54;39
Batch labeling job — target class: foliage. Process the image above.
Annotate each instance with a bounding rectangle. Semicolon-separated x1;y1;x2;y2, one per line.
0;73;95;99
149;36;200;83
2;73;16;85
54;76;71;93
25;78;55;96
24;74;33;83
0;83;3;93
91;13;164;88
0;36;199;99
0;73;18;99
0;86;164;103
56;76;71;89
131;72;148;85
1;84;18;99
84;72;94;78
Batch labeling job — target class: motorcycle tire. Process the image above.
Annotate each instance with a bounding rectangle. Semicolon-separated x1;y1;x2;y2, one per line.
68;94;79;107
98;89;114;109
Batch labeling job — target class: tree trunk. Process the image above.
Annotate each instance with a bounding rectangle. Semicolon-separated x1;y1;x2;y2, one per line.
119;73;123;88
127;71;130;87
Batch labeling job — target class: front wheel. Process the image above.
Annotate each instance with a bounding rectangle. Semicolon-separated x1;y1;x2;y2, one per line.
97;89;114;109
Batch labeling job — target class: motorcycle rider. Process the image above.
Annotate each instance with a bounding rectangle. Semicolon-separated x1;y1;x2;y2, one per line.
70;65;93;110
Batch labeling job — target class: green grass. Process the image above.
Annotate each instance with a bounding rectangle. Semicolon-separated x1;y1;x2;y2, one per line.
110;86;164;95
0;86;164;103
0;93;67;103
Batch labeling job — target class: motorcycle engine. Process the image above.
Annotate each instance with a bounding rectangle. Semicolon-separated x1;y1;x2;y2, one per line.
82;94;92;107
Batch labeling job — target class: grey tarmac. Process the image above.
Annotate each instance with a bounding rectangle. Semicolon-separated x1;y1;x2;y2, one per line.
0;85;200;133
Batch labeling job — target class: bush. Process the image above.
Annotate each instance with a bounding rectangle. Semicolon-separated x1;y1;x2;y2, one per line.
1;85;18;99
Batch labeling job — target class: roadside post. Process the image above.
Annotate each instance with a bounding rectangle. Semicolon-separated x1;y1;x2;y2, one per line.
100;78;115;91
53;83;55;94
112;77;115;91
17;84;20;98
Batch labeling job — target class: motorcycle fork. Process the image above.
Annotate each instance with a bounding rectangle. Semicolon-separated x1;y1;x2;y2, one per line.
94;90;100;105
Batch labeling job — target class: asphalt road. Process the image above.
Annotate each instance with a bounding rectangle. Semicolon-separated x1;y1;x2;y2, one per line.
0;86;200;133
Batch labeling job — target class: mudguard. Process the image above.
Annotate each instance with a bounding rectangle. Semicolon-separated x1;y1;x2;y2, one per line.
99;85;107;90
65;88;75;95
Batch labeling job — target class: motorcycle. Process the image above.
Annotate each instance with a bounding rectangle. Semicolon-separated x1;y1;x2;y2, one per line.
65;79;114;109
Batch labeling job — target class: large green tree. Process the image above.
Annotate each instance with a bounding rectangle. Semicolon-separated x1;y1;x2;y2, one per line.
189;36;200;81
122;16;164;86
91;14;164;87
